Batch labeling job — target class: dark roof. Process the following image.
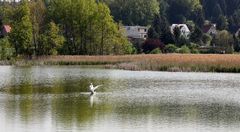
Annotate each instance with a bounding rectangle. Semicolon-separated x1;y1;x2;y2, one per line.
202;25;212;33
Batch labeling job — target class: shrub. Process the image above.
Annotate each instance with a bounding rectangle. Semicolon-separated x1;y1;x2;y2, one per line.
165;44;178;53
150;48;162;54
142;39;165;53
191;49;200;54
189;43;199;54
0;38;13;60
202;33;212;46
177;45;191;54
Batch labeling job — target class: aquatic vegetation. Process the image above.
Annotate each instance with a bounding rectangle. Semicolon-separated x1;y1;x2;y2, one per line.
25;54;240;73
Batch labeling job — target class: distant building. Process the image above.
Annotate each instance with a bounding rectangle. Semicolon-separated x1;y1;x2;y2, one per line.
170;24;191;38
203;24;217;36
124;26;148;40
0;25;11;37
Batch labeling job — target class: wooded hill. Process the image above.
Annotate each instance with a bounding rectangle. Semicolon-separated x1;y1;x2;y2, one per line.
102;0;240;32
102;0;240;54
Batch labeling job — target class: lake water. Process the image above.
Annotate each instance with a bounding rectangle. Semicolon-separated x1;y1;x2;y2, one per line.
1;66;240;132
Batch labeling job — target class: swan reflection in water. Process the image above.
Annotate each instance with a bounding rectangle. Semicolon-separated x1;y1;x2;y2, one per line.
90;95;99;107
89;83;102;107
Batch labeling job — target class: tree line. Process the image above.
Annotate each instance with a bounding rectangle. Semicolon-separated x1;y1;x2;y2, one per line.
1;0;240;60
0;0;133;60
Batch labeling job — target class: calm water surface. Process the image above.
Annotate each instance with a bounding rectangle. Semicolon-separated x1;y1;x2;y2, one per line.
1;66;240;132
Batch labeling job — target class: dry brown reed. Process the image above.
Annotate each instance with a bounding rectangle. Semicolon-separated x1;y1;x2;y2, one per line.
14;54;240;72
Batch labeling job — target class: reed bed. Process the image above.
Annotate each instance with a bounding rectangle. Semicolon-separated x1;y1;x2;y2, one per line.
29;54;240;73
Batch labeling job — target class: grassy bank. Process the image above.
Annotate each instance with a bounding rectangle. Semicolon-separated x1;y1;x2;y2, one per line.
2;54;240;73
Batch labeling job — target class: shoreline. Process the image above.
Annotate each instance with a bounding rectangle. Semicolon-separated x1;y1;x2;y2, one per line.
1;54;240;73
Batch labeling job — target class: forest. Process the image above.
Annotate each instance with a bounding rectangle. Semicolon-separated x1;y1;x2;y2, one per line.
0;0;240;60
102;0;240;54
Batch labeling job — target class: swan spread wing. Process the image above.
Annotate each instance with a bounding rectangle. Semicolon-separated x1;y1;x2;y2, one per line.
93;85;102;91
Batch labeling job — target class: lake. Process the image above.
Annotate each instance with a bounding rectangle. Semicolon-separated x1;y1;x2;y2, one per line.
1;66;240;132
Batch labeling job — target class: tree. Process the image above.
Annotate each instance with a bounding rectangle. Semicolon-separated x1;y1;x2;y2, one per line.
202;33;212;46
213;30;234;53
9;0;33;56
48;0;131;55
212;4;223;21
167;0;201;23
159;16;174;44
0;37;12;60
172;26;181;46
192;6;204;28
148;14;173;44
148;14;161;39
29;0;47;55
216;15;228;30
106;0;159;26
147;27;159;39
39;22;64;55
190;26;203;44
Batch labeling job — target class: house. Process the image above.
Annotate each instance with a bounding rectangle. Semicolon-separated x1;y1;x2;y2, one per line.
170;24;191;38
0;25;11;37
124;26;148;40
203;24;217;36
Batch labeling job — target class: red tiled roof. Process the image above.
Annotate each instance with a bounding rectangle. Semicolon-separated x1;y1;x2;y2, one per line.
3;25;11;33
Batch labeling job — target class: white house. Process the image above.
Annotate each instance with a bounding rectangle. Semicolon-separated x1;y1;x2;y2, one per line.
170;24;191;38
124;26;148;40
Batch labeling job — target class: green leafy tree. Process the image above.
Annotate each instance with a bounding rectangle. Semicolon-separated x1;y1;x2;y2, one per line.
39;22;65;55
0;37;13;60
202;34;212;46
167;0;201;23
172;26;181;46
148;14;173;44
190;26;203;44
213;30;234;53
48;0;131;55
216;15;229;30
9;0;33;56
29;0;47;55
106;0;159;26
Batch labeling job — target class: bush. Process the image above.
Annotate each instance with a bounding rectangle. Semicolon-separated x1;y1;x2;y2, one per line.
191;49;199;54
176;45;191;54
0;38;13;60
165;44;178;53
189;43;199;54
202;34;212;46
150;48;162;54
142;39;165;53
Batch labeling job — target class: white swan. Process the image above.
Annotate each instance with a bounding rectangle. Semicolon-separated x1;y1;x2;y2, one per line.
89;83;102;95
